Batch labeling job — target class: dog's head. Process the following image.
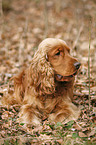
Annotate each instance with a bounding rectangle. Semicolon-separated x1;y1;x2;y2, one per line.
29;38;80;95
38;38;81;82
46;38;81;82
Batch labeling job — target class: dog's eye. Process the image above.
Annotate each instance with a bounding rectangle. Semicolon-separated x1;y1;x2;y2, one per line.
55;51;60;56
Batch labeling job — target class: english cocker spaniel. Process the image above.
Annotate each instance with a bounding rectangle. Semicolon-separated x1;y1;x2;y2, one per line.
2;38;81;125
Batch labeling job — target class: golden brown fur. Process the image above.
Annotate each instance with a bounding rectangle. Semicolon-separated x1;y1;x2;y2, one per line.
2;38;80;125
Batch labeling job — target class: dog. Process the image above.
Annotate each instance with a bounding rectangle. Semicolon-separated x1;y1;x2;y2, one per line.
2;38;81;125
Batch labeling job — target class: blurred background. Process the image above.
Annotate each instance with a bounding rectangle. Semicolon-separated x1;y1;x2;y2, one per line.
0;0;96;77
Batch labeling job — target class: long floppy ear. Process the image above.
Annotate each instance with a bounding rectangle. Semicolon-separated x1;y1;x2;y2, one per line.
28;56;55;95
1;70;25;105
11;70;25;104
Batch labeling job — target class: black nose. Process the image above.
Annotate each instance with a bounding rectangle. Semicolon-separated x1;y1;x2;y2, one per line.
74;62;81;70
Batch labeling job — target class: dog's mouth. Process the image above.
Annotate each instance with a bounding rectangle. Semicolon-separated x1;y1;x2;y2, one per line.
55;71;77;82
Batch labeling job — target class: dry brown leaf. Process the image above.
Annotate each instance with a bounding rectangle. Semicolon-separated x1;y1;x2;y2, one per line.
2;111;9;119
56;139;63;144
79;132;87;137
82;90;89;94
91;86;96;91
73;124;82;130
0;66;7;72
33;125;43;132
39;134;52;140
88;129;95;137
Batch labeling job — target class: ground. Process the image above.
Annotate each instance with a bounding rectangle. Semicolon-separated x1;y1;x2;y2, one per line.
0;0;96;144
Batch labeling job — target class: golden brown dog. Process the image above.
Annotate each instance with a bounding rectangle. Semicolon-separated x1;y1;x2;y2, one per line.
2;38;81;125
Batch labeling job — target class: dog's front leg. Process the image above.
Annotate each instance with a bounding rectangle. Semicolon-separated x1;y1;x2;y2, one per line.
17;104;42;125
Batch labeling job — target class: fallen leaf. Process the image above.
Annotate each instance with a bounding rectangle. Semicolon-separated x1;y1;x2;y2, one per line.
73;124;82;130
88;129;95;137
91;86;96;91
79;132;87;137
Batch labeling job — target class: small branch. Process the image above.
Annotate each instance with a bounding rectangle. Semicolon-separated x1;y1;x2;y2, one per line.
24;17;28;50
44;0;48;38
75;120;82;129
0;0;4;39
72;24;83;49
88;20;91;110
55;0;61;13
19;35;24;66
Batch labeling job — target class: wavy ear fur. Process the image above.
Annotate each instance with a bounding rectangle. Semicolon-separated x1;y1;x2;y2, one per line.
13;70;26;103
28;56;55;95
2;42;55;105
1;70;25;105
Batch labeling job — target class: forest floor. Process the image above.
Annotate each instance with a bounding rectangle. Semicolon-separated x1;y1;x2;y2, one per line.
0;0;96;144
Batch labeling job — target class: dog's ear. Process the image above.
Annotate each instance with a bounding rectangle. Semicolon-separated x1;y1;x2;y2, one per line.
12;70;25;104
28;57;55;95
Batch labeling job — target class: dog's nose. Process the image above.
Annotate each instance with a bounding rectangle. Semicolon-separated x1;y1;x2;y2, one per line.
74;62;81;70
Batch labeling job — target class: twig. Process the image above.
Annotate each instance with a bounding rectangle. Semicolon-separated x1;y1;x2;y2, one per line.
44;0;48;38
55;0;61;13
19;35;24;66
72;24;83;49
0;0;4;39
66;22;73;40
75;120;82;129
88;20;91;110
24;17;28;50
19;16;28;66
